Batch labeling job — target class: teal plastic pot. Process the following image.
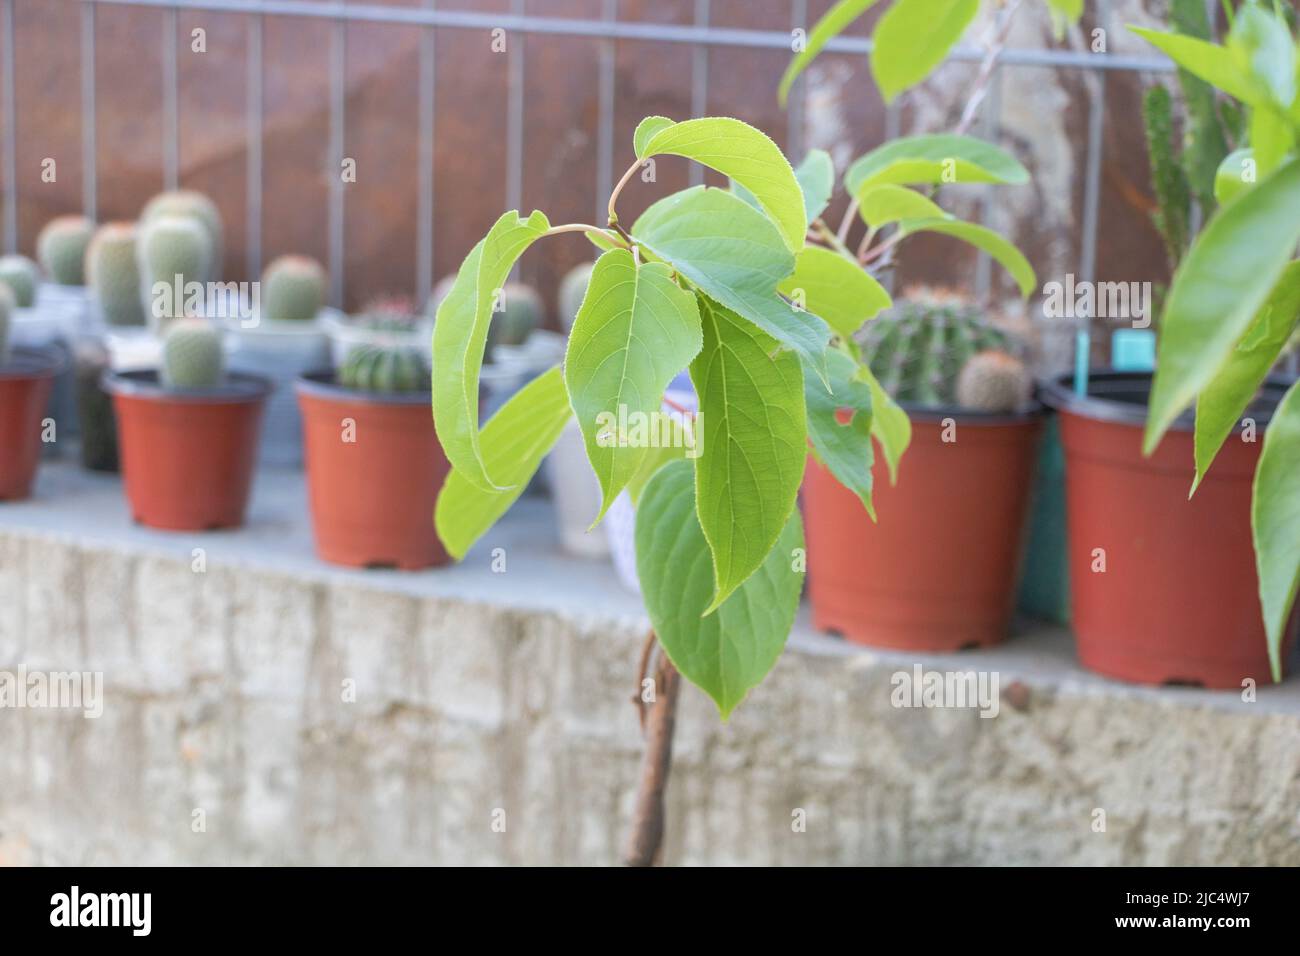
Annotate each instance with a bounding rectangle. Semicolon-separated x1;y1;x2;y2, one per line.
1016;415;1070;623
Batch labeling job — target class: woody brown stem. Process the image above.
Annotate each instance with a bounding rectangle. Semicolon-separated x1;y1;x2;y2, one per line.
623;643;681;867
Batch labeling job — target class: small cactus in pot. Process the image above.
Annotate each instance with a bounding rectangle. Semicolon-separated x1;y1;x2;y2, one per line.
161;318;225;389
956;349;1033;414
138;215;214;326
488;282;542;348
37;215;95;286
0;254;39;308
87;222;147;327
260;255;326;322
141;189;223;280
339;343;427;393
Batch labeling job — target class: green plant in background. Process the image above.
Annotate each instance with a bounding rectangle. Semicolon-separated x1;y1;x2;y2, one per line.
488;282;542;348
339;343;426;392
142;189;223;280
1133;1;1300;679
37;215;95;286
160;318;224;388
87;222;146;327
956;347;1033;412
261;254;327;321
0;254;39;307
137;215;213;324
557;261;595;332
359;294;422;331
0;283;12;362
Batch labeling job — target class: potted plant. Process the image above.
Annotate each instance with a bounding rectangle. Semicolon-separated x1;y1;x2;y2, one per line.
104;318;270;530
140;189;223;280
0;286;61;499
297;342;450;570
322;292;430;366
135;213;213;331
1035;3;1300;688
805;290;1041;650
36;214;95;322
224;254;334;466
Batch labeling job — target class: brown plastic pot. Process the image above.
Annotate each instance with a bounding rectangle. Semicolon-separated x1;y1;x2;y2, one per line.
297;372;451;570
1042;371;1297;688
104;369;271;531
0;348;61;500
804;406;1043;651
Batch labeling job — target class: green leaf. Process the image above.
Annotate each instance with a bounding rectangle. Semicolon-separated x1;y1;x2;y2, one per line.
435;367;572;560
777;245;891;339
432;209;550;491
895;218;1037;297
632;116;806;253
1214;148;1257;205
1129;27;1261;106
1193;261;1300;490
690;295;806;614
778;0;882;105
631;186;832;379
1249;106;1295;179
856;183;949;227
626;441;686;506
1047;0;1083;20
870;0;979;103
845;134;1029;195
861;363;911;483
1145;157;1300;453
1253;378;1300;682
635;459;804;718
1226;3;1296;110
564;249;703;522
585;229;622;254
805;350;875;518
794;149;835;226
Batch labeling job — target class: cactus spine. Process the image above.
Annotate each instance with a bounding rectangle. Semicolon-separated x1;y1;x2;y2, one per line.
141;190;223;280
261;255;327;321
558;262;594;333
161;318;225;388
0;254;39;308
0;283;12;363
37;215;95;286
137;215;214;326
339;344;426;393
87;222;147;327
955;349;1032;413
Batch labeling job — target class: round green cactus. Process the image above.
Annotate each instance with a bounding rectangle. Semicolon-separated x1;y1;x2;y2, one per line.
138;215;214;325
0;283;13;363
558;262;594;333
161;318;225;389
261;255;326;322
338;344;426;393
141;189;223;280
37;215;95;286
857;288;1018;406
87;222;146;327
955;349;1032;413
489;282;542;348
0;254;39;308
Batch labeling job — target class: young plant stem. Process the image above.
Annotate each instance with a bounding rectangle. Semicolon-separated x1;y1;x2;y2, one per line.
608;158;646;226
623;639;681;867
954;0;1023;138
544;223;626;245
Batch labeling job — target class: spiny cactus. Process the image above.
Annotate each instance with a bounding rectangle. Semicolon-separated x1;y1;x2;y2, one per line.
0;283;12;363
1142;85;1190;271
161;318;225;388
138;215;214;325
338;343;426;393
856;289;1017;406
356;294;421;332
0;254;39;308
37;215;95;286
261;255;326;321
489;282;542;348
1169;0;1231;213
558;262;594;333
955;349;1032;413
87;222;146;327
141;189;223;279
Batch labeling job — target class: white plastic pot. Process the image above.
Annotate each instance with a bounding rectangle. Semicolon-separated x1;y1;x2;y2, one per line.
321;309;429;366
545;419;610;559
105;327;161;372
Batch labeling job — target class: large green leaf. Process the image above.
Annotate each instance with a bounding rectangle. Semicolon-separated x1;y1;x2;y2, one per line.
777;245;891;339
856;183;949;227
432;209;549;490
896;218;1037;297
805;350;875;518
564;249;703;522
631;186;832;379
1249;106;1295;179
844;134;1029;195
1193;261;1300;491
690;295;807;614
632;116;806;253
1145;158;1300;453
1130;27;1260;105
861;363;911;483
1252;378;1300;682
870;0;979;103
1226;3;1296;110
435;367;572;560
794;149;835;226
778;0;882;105
635;459;804;719
1214;148;1257;205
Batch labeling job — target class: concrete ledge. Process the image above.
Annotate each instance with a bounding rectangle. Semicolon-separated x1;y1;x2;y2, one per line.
1;463;1298;865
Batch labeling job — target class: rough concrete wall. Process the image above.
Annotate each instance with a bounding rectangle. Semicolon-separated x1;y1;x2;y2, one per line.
2;527;1298;866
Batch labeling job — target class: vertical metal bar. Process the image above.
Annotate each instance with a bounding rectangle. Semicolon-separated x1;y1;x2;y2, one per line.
595;0;616;225
689;0;709;186
1075;0;1109;393
245;12;262;277
81;0;97;221
163;3;179;188
416;0;435;304
973;65;1002;300
1;0;16;253
787;0;806;159
505;0;524;213
328;3;346;307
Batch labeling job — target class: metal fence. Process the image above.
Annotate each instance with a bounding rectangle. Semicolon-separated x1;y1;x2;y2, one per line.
3;0;1174;310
